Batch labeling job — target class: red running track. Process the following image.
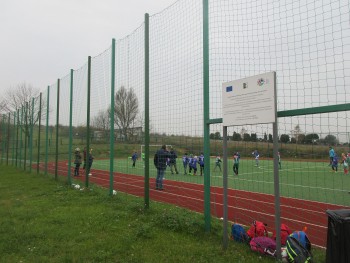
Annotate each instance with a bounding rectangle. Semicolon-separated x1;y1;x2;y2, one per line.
44;162;349;248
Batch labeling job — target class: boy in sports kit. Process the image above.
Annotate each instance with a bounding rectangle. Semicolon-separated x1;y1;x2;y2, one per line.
191;156;198;176
182;153;189;175
131;151;138;167
331;153;338;172
198;152;204;176
214;156;222;172
233;152;239;175
188;154;193;175
252;150;260;167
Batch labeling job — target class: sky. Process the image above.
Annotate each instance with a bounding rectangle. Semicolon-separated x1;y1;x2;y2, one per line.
0;0;176;96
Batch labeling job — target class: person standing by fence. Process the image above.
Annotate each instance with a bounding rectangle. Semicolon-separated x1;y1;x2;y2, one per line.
87;148;94;176
74;148;82;176
169;147;179;175
154;145;170;190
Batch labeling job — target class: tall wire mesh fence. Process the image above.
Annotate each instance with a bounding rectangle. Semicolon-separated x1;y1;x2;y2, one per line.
1;0;350;248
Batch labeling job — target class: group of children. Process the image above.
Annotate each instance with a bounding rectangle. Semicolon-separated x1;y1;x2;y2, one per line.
330;151;350;174
182;153;205;176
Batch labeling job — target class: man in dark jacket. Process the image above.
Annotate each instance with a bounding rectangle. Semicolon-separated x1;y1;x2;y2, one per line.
169;147;179;175
154;145;170;190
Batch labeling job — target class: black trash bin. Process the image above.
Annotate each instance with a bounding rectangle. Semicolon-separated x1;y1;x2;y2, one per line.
326;209;350;263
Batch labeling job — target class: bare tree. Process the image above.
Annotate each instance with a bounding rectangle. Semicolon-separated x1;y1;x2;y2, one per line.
91;110;110;139
114;86;139;141
1;83;43;144
0;100;6;115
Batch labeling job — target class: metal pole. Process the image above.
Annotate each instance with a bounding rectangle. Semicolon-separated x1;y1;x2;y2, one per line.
12;111;16;165
144;13;150;208
37;93;42;174
68;69;74;185
24;102;28;170
203;0;211;232
19;106;23;168
15;109;19;167
272;71;282;261
6;112;11;165
45;86;50;175
29;98;34;172
110;39;116;195
1;115;5;164
222;126;228;249
86;56;91;187
55;79;60;180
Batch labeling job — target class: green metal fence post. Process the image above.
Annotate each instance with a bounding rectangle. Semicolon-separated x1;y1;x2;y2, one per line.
45;87;50;175
15;109;19;167
19;106;23;168
24;102;28;171
6;112;11;165
55;79;60;180
144;13;150;208
12;111;16;165
203;0;211;232
68;69;74;185
1;115;5;164
37;93;42;174
109;39;116;195
86;56;91;187
29;98;34;173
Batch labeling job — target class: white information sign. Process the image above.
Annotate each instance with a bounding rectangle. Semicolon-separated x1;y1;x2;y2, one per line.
222;71;276;126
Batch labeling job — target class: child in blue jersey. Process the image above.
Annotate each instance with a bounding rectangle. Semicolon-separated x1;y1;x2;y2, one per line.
188;154;193;175
131;151;138;167
252;150;260;167
198;152;204;176
191;156;198;175
331;153;338;172
182;153;189;175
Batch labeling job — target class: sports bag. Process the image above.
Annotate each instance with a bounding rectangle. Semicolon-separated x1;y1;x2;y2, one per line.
290;231;311;251
231;223;249;243
247;220;268;239
250;236;277;257
272;223;292;246
286;236;313;263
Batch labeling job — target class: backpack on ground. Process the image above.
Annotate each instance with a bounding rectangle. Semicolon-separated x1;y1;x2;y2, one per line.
290;231;311;251
249;236;277;257
272;223;292;246
247;220;269;239
231;223;249;243
286;235;313;263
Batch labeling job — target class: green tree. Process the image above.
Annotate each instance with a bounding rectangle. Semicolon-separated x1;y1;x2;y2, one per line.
232;132;242;141
305;133;319;144
263;133;267;141
268;134;273;143
214;132;221;140
243;133;251;141
250;133;257;142
324;134;338;146
280;134;290;144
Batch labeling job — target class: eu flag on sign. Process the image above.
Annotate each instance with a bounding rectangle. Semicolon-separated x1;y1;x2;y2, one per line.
226;86;233;92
